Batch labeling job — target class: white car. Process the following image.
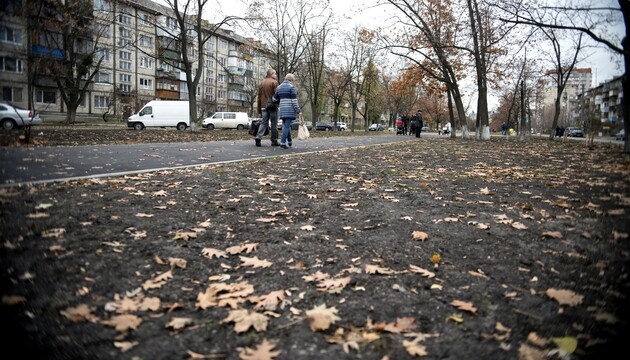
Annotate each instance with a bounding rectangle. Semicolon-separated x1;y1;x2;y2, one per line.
202;112;250;130
0;102;43;130
336;122;347;130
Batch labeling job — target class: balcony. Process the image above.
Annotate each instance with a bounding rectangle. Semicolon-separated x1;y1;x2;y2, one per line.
31;45;64;59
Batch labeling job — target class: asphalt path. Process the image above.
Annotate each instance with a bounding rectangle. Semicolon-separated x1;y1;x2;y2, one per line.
0;133;420;188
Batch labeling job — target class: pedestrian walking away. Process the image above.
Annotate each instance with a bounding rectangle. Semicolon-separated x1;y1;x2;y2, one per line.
255;69;279;147
275;73;302;149
414;110;424;138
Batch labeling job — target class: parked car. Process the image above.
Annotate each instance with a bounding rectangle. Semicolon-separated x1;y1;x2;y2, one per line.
276;120;313;131
202;112;250;130
335;122;347;131
566;127;584;137
368;123;384;131
0;102;43;130
616;128;626;141
315;121;335;131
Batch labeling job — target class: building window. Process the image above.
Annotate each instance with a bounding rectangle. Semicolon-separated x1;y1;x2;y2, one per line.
94;0;110;11
139;12;151;25
119;51;131;60
118;14;132;24
119;27;132;38
95;71;111;84
119;61;132;70
219;57;226;66
118;84;132;92
2;87;23;102
95;23;111;38
95;95;109;108
218;90;225;99
219;39;227;49
120;73;132;83
166;17;177;29
118;38;131;48
96;47;110;62
36;89;56;104
218;74;226;83
0;57;23;73
139;78;153;90
140;56;153;69
139;35;153;48
0;26;23;44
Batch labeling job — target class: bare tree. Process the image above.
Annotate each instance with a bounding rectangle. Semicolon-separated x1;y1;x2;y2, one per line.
246;0;330;80
499;0;629;152
28;0;107;124
303;22;332;127
325;69;352;129
161;0;241;129
381;0;471;138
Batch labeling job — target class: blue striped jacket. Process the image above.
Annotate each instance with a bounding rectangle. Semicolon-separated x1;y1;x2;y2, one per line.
274;80;301;120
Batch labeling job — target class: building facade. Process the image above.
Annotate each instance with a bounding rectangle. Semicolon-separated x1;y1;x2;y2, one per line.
0;0;273;121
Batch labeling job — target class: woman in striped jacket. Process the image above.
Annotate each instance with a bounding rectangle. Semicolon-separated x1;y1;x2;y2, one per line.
274;73;302;149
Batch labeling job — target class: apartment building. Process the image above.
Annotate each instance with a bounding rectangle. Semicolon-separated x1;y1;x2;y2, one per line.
576;75;624;134
0;0;273;120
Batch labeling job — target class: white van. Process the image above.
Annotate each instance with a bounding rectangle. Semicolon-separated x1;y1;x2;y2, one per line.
127;100;190;131
202;112;250;130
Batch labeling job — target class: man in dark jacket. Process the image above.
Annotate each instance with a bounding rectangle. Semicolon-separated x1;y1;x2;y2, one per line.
255;69;279;147
414;110;424;138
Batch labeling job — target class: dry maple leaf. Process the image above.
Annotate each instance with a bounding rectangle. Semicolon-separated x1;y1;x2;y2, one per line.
60;304;98;323
249;290;285;311
383;317;417;333
403;339;428;356
511;222;528;230
221;309;269;333
172;230;197;241
479;187;495;195
101;314;142;332
450;300;477;314
226;243;259;255
546;288;584;306
202;247;228;259
114;341;138;352
306;304;340;331
316;277;350;293
240;256;273;268
365;264;396;275
408;264;435;278
142;270;173;290
238;339;282;360
542;231;563;239
412;231;429;241
166;317;193;330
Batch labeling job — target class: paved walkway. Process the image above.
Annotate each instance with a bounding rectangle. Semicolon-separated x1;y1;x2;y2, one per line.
0;134;419;187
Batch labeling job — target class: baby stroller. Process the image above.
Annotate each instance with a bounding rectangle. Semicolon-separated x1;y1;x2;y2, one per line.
395;119;404;135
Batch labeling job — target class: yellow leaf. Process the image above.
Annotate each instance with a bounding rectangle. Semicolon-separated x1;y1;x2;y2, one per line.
448;314;464;323
551;336;578;354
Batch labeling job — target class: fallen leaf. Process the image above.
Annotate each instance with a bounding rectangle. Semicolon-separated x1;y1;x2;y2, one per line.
240;256;273;268
166;317;193;330
542;231;563;239
306;304;340;331
450;300;477;314
238;339;281;360
546;288;583;306
551;336;578;354
412;231;429;241
221;309;269;333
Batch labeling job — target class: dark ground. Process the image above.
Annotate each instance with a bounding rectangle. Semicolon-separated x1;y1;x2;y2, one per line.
1;127;629;360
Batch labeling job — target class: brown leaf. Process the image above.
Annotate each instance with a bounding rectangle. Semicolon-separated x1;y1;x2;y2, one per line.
101;314;142;332
542;231;563;239
240;256;273;268
403;339;428;356
412;231;429;241
166;317;193;330
114;341;138;352
238;339;282;360
408;264;435;278
364;264;396;275
450;300;477;314
545;288;583;306
60;304;98;323
221;309;269;333
306;304;340;331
